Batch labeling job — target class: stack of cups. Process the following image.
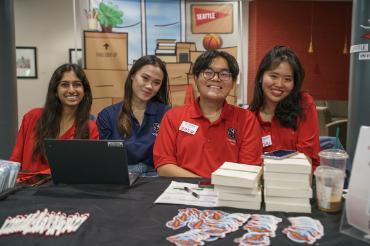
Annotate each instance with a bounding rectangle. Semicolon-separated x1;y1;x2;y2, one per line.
315;149;348;212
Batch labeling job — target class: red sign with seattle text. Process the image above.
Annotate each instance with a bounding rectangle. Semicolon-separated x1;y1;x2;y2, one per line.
194;8;229;26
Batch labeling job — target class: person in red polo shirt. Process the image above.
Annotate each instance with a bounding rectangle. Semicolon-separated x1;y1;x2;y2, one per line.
153;50;262;178
249;45;320;170
10;64;99;173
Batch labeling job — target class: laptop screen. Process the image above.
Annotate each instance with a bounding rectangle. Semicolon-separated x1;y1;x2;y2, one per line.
45;139;137;185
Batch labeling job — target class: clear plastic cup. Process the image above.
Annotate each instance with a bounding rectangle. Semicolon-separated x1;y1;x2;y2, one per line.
314;166;345;212
6;162;21;189
318;149;348;172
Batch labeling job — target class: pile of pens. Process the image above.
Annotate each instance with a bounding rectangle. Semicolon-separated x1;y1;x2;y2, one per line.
0;209;90;237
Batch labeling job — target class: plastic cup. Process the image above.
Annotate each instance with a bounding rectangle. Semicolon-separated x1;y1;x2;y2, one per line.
314;166;345;212
318;149;348;172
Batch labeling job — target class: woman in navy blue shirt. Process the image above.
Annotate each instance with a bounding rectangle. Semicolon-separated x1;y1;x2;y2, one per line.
97;55;170;175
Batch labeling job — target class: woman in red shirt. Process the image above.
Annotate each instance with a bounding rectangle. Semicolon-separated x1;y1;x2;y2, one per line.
249;45;320;170
10;64;99;173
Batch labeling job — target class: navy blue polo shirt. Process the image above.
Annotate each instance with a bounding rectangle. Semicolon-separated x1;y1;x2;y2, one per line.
96;100;169;167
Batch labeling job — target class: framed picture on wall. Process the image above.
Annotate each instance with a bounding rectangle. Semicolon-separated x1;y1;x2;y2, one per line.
16;46;38;79
69;48;83;67
191;4;233;34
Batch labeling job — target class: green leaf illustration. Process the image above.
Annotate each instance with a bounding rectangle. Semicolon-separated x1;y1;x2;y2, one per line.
98;1;124;31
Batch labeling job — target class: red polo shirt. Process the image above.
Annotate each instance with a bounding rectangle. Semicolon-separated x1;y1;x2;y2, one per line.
253;92;320;170
10;108;99;173
153;100;262;178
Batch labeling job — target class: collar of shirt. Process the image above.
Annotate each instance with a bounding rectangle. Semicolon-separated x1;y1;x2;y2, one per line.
189;97;233;121
60;121;77;139
130;100;159;119
255;109;273;126
130;100;157;126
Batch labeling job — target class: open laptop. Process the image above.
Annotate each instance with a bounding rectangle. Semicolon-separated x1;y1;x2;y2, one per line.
45;139;139;186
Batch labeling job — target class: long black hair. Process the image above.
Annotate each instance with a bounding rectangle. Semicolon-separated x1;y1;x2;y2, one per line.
33;63;93;161
249;45;305;130
118;55;170;137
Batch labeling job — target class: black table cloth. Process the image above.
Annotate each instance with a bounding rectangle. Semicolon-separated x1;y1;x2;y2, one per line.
0;177;366;246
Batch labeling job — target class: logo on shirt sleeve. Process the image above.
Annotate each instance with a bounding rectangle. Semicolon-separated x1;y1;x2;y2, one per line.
227;127;237;144
152;123;160;136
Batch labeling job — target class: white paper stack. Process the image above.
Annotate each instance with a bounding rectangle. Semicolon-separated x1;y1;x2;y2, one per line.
211;162;262;210
264;153;312;213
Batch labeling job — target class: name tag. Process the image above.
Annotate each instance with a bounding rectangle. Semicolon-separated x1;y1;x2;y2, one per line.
262;135;272;147
179;121;199;135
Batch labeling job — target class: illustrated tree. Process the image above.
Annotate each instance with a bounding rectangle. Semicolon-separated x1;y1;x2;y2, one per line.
97;1;123;32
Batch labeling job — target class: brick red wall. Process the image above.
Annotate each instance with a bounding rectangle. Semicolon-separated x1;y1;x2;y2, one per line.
247;0;351;102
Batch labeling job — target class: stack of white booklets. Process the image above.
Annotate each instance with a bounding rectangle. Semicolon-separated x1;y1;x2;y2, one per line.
211;162;262;210
264;153;312;213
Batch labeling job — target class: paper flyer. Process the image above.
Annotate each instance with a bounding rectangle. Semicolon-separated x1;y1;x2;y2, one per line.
346;126;370;235
154;181;218;207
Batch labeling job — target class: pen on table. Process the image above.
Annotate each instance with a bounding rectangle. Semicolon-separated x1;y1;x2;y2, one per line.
184;186;200;199
173;187;203;191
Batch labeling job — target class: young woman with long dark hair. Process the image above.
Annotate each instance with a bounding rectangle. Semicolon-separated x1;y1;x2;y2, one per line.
249;45;320;169
96;55;170;176
10;63;99;172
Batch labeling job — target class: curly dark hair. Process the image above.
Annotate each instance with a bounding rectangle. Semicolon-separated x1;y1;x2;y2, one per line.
118;55;170;137
249;45;305;130
32;63;93;161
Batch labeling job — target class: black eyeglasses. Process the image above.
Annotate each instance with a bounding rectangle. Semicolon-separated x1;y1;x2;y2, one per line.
202;69;232;82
